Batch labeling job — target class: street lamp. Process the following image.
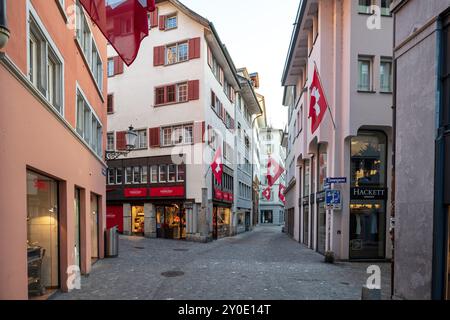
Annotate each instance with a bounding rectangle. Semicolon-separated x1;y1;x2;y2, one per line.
0;0;11;50
105;125;137;161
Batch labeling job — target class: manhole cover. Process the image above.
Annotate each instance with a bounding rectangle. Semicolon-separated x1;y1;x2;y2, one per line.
173;249;189;252
161;271;185;278
134;247;145;250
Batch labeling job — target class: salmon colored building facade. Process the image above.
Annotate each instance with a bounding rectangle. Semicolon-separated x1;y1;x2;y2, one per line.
0;0;108;299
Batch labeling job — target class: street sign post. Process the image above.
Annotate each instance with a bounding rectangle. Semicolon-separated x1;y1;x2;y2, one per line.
325;190;342;210
326;177;347;184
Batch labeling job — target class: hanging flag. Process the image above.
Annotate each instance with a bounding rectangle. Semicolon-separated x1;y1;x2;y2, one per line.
267;157;285;187
279;184;286;205
263;186;272;201
79;0;156;66
211;147;223;185
308;64;329;134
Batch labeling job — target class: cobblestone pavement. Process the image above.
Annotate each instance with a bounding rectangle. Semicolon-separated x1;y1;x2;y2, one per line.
52;225;391;300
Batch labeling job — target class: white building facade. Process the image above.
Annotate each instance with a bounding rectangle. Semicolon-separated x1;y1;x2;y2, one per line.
282;0;393;260
105;0;261;241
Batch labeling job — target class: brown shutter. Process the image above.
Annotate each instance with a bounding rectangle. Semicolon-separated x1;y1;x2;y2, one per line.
107;94;114;113
154;46;165;66
113;56;119;75
189;37;201;60
211;91;216;108
202;121;206;143
149;128;160;147
188;80;200;101
219;68;224;85
117;58;124;74
116;131;126;150
159;15;166;30
207;46;212;67
150;7;159;28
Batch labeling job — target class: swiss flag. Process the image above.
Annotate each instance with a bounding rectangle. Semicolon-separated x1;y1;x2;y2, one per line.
279;184;286;205
79;0;156;66
262;186;271;201
267;157;285;187
309;65;329;134
211;147;223;185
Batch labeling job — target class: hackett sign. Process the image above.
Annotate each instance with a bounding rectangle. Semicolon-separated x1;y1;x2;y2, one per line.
351;187;387;200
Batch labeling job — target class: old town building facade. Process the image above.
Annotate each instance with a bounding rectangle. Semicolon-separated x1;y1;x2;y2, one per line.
282;0;393;260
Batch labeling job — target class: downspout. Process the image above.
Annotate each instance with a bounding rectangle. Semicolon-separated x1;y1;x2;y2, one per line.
390;9;397;300
431;16;446;300
252;112;264;226
0;0;10;49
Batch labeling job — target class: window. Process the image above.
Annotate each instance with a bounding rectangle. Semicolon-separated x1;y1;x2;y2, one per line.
136;130;148;149
177;166;185;182
28;15;63;113
381;0;392;16
178;83;188;102
116;168;123;185
141;166;148;184
133;167;141;184
161;124;194;146
155;82;191;105
162;127;173;146
173;126;184;145
76;89;103;157
107;168;115;185
358;57;372;91
266;144;273;155
168;165;176;182
107;132;115;151
76;1;103;91
159;165;167;183
150;166;158;183
107;94;114;113
358;0;373;14
165;15;177;30
125;167;132;184
380;59;392;92
107;58;114;77
166;42;188;65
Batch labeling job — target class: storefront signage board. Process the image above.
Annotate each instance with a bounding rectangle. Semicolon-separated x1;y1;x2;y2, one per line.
149;186;185;198
124;188;148;198
350;187;387;200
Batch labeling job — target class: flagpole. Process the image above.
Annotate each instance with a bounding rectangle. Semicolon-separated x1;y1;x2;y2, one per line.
313;61;337;130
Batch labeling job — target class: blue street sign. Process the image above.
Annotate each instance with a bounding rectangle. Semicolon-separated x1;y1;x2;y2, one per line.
324;182;331;190
326;177;347;184
325;190;342;210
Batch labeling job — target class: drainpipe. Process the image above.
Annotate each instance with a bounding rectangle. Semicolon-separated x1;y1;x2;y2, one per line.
251;112;263;226
0;0;10;49
431;16;446;301
390;10;397;300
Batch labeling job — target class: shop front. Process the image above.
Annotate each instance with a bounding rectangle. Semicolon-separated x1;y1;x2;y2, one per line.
156;204;186;240
349;131;387;260
27;171;60;296
302;159;310;247
212;167;234;240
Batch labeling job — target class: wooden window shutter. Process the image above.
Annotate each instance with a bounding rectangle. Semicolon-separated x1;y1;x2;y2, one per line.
219;68;224;85
189;37;201;60
207;46;212;67
211;91;215;107
117;58;124;74
107;94;114;113
150;7;159;28
159;15;166;30
202;121;206;142
207;125;212;144
188;80;200;101
154;46;165;66
116;131;126;150
149;128;160;147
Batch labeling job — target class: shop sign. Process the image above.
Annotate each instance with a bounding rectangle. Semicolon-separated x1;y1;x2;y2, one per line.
316;191;326;203
149;186;185;198
351;187;387;200
326;177;347;184
223;192;230;201
124;188;147;198
325;190;342;210
214;188;223;200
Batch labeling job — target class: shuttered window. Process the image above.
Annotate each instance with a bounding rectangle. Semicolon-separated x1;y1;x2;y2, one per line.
155;81;199;106
154;38;200;66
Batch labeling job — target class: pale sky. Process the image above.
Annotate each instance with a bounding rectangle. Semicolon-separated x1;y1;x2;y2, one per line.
180;0;299;130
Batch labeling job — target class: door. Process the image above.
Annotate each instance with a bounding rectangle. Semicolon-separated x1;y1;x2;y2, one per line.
90;194;99;263
303;205;309;246
317;204;326;254
74;188;81;268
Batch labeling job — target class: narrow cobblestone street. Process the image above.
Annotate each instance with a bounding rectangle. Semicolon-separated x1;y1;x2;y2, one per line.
53;226;391;300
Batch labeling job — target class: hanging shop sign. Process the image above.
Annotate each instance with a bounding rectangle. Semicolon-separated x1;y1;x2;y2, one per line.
350;187;387;200
325;190;342;210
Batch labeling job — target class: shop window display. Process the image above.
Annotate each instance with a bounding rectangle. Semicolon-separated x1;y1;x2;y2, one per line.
27;171;59;294
349;131;387;259
213;207;231;239
156;205;186;240
131;206;145;235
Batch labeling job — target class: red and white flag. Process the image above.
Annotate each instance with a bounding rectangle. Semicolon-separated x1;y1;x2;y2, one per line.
79;0;156;66
309;65;329;134
211;147;223;185
278;184;286;205
262;186;271;201
267;157;285;187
